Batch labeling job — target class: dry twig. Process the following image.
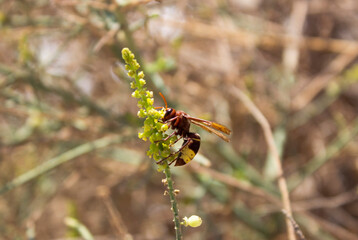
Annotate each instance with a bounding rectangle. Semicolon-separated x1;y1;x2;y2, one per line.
282;209;306;240
97;186;132;239
164;19;358;54
282;0;308;72
291;49;358;110
189;162;280;205
230;87;296;240
304;212;358;240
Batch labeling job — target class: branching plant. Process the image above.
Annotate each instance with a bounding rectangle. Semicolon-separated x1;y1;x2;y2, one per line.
122;48;202;240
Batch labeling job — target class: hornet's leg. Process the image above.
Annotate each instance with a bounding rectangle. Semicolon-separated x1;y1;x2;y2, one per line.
154;133;183;147
156;137;191;165
168;138;194;166
170;135;183;145
154;131;177;143
163;116;179;124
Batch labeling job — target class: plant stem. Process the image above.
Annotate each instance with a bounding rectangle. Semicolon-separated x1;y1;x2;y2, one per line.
163;165;182;240
0;135;123;195
288;117;358;191
230;87;296;240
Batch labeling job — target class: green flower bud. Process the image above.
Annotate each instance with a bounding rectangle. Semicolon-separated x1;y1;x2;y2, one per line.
139;79;146;86
182;215;202;228
147;98;154;106
138;99;146;108
154;132;163;141
144;118;154;127
160;124;169;132
132;90;141;99
137;109;146;118
134;62;140;69
138;132;147;141
146;91;153;98
148;109;157;116
127;70;135;77
138;71;145;78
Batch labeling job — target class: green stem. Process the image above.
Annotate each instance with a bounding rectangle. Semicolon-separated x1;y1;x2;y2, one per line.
288;118;358;191
65;217;94;240
163;165;182;240
0;136;123;195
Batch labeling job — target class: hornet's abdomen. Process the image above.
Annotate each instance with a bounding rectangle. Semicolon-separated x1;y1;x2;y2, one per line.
175;132;201;166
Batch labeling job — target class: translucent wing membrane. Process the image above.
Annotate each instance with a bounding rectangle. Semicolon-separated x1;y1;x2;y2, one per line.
187;116;231;135
190;120;231;142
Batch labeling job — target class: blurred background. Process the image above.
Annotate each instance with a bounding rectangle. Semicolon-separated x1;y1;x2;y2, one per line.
1;0;358;239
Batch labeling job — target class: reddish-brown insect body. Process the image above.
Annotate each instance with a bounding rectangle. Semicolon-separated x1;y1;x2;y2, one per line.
163;109;191;137
156;93;231;166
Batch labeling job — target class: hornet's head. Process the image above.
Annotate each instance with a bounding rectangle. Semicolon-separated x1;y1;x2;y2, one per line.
163;107;176;122
155;92;176;122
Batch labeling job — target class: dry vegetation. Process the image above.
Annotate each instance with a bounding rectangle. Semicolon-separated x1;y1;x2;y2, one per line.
1;0;358;239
